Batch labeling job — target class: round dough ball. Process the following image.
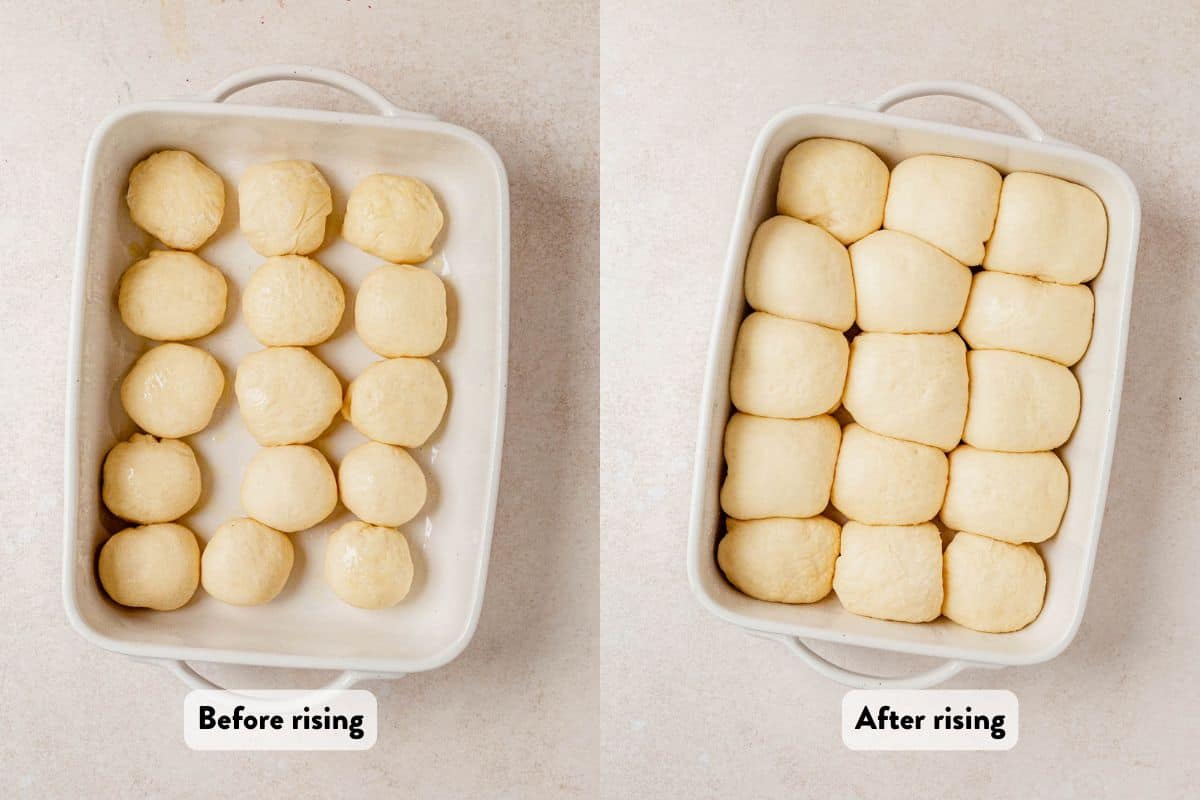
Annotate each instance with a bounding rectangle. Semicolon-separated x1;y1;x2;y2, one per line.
324;521;414;609
729;312;848;419
720;412;841;520
963;350;1081;452
848;230;971;333
242;255;345;346
201;517;294;606
959;271;1095;366
355;264;448;357
942;531;1046;633
120;343;225;438
343;358;447;447
118;250;228;341
883;154;1001;265
241;445;337;532
102;433;201;523
776;138;889;244
98;522;200;610
338;441;427;527
832;522;943;623
342;174;444;264
718;516;840;604
237;160;332;256
235;347;342;446
743;216;855;330
940;446;1068;544
831;424;948;525
126;150;225;250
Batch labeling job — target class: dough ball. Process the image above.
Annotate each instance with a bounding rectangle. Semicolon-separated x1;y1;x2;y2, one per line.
338;441;427;527
729;312;848;418
720;412;840;520
201;517;294;606
848;230;971;333
776;138;889;244
832;522;942;623
238;160;332;256
842;332;968;450
324;521;415;609
983;171;1108;284
235;347;342;446
355;264;448;357
883;154;1001;265
831;424;948;525
126;150;224;250
942;532;1046;633
242;255;345;346
718;516;840;604
342;174;444;264
963;350;1080;452
941;446;1068;544
343;358;447;447
743;216;855;330
120;343;224;438
241;445;337;532
118;250;228;341
959;271;1095;366
98;522;200;611
102;433;201;524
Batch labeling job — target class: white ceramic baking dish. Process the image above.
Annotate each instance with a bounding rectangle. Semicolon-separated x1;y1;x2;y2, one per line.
63;65;509;691
687;82;1140;689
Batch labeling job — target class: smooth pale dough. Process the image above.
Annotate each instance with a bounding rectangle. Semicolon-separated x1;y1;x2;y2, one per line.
942;531;1046;633
743;216;855;330
963;349;1080;451
200;517;294;606
126;150;224;251
355;264;448;357
241;445;337;532
729;312;848;418
98;523;200;611
118;250;228;341
324;521;415;609
941;446;1068;544
720;413;840;520
831;423;948;525
235;347;342;446
343;358;447;447
960;269;1095;366
842;332;968;450
338;441;428;527
242;255;345;346
983;171;1108;284
120;343;224;438
883;154;1001;265
102;434;201;524
238;160;332;256
342;174;444;264
832;522;942;623
776;138;889;245
848;230;971;333
717;516;840;604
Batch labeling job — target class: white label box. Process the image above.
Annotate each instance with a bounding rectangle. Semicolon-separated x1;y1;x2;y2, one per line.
842;689;1018;751
184;689;377;751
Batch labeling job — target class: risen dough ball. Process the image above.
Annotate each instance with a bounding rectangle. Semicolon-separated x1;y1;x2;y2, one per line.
242;255;345;346
118;250;227;341
355;264;448;357
241;445;337;532
942;532;1046;633
126;150;224;250
342;174;444;264
729;312;848;418
963;350;1080;451
238;160;332;256
120;343;224;438
960;269;1095;366
883;154;1001;265
831;424;948;525
98;523;200;611
941;446;1068;544
776;138;889;244
338;441;427;527
743;216;855;330
832;522;943;623
324;521;415;609
720;413;840;520
235;347;342;446
102;434;201;523
718;516;840;604
343;358;447;447
848;230;971;333
201;517;294;606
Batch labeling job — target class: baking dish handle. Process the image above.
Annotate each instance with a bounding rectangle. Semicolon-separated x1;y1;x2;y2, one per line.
144;658;406;696
866;81;1045;142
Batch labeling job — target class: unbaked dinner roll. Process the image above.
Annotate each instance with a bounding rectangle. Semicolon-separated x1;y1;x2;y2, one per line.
963;350;1080;452
720;413;840;520
832;522;942;623
848;230;971;333
120;343;225;438
959;271;1095;366
942;531;1046;633
342;174;444;264
343;358;448;447
237;160;332;256
235;347;342;446
355;264;448;357
201;517;294;606
940;446;1068;544
102;434;201;524
883;154;1001;265
718;516;840;604
338;441;427;527
241;255;345;346
743;216;855;330
324;521;415;609
118;250;228;341
98;523;200;611
729;312;848;418
776;138;889;245
126;150;224;251
831;423;948;525
240;445;337;532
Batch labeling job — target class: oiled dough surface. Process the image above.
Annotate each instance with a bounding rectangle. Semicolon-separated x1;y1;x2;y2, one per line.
720;413;840;520
355;264;448;357
118;250;228;341
343;358;448;447
242;255;345;346
776;138;889;245
102;433;201;524
940;446;1068;544
729;312;848;418
849;229;971;333
126;150;224;251
338;441;428;527
98;523;200;611
235;347;342;446
120;343;225;438
959;271;1095;365
831;423;948;525
942;531;1046;633
963;349;1080;452
718;516;840;604
201;517;294;606
342;174;444;264
883;154;1001;265
324;521;415;609
238;160;332;256
743;216;855;330
832;522;943;623
240;445;337;532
